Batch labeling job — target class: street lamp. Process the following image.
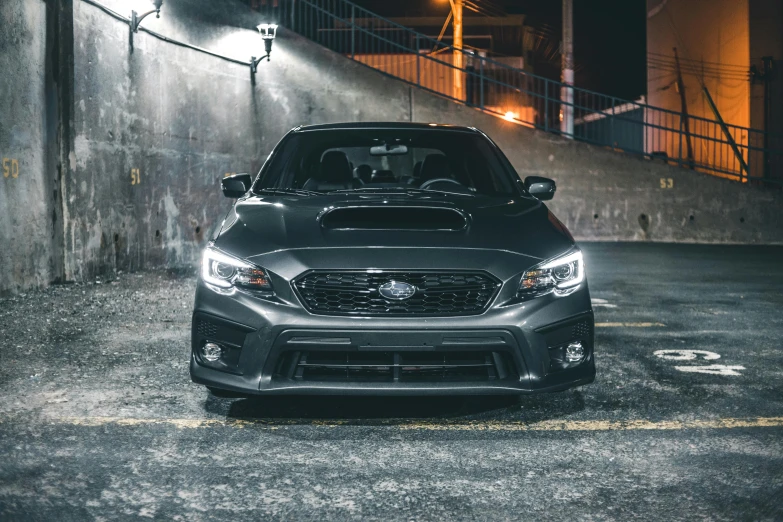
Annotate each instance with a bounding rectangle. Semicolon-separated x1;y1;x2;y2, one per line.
131;0;163;33
251;24;278;74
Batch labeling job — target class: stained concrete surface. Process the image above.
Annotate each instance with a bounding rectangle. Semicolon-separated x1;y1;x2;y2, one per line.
1;243;783;520
0;0;61;294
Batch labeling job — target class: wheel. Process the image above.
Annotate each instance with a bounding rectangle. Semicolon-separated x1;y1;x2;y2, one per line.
207;386;246;398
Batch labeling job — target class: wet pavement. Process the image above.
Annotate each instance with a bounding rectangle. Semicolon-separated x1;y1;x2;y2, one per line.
1;243;782;521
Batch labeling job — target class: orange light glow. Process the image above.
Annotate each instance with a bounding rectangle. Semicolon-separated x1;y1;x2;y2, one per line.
504;111;518;121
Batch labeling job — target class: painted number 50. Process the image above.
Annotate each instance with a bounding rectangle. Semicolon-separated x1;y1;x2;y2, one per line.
3;158;19;178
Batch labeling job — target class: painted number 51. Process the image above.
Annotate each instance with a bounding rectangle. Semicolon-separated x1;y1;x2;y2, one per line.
130;168;141;185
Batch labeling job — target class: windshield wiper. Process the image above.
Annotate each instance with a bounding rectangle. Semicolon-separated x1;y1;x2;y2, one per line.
417;188;476;197
330;187;475;197
330;187;411;193
254;188;321;196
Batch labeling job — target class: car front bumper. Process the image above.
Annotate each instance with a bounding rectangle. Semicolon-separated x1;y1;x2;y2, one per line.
189;278;595;396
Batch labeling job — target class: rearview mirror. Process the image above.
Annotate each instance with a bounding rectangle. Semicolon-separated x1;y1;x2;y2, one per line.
524;176;556;200
221;173;252;198
370;144;408;156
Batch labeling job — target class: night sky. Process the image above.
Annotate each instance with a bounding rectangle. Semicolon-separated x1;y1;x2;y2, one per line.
352;0;647;101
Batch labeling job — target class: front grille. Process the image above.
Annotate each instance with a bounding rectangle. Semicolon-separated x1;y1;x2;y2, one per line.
275;350;518;383
292;270;501;316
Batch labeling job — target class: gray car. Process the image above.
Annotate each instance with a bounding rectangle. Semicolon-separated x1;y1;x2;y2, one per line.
190;122;595;397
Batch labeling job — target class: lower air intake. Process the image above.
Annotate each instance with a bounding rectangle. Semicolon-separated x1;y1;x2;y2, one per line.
275;350;518;383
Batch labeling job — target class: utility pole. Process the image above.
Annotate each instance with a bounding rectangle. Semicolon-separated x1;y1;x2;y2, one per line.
760;56;774;179
452;0;464;102
673;47;695;169
560;0;574;137
750;56;775;180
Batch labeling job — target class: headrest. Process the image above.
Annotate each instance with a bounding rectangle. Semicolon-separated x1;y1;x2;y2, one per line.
320;151;352;183
419;154;452;183
354;164;373;184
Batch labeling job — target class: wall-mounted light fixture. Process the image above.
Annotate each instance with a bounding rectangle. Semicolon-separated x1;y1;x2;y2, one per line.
131;0;163;33
250;24;278;74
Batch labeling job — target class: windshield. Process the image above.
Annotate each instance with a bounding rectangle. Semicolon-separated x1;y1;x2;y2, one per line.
253;129;520;196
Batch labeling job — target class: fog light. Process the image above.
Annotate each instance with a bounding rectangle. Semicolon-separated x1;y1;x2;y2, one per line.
201;342;223;362
565;341;585;362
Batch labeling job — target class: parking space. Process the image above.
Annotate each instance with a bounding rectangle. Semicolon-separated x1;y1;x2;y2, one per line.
1;243;782;520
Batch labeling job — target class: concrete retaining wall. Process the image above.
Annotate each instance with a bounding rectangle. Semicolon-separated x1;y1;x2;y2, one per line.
66;0;263;280
64;0;416;284
1;0;782;294
0;0;62;294
412;95;783;243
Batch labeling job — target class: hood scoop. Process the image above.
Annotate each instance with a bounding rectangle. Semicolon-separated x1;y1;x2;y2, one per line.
320;206;468;231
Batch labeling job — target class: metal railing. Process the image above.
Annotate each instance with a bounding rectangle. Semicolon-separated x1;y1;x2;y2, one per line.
258;0;782;184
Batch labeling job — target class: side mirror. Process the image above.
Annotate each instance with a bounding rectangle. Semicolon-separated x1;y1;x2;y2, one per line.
524;176;556;201
221;173;252;198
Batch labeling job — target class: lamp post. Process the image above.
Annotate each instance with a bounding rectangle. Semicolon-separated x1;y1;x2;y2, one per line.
560;0;574;138
452;0;463;102
251;24;278;74
131;0;163;33
129;0;163;50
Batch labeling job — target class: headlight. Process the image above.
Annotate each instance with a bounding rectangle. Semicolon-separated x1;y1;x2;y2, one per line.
519;249;584;298
201;246;272;291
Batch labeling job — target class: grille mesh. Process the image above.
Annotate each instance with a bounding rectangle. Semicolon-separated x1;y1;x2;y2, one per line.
572;320;592;339
196;319;218;338
293;271;500;316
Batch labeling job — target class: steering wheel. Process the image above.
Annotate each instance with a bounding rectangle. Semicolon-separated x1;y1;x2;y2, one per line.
420;178;463;190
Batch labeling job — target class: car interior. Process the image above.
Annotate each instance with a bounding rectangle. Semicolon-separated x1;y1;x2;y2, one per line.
297;147;477;194
255;131;519;197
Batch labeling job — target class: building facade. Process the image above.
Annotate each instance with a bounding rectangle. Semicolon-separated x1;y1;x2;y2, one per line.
646;0;783;179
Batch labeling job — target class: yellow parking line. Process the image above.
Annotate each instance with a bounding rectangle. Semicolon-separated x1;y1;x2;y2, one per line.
596;322;666;328
27;415;783;432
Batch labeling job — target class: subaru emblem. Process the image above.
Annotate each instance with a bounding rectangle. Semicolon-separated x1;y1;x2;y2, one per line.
379;280;416;300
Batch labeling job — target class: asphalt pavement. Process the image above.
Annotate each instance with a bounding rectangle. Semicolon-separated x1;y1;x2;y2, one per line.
1;243;782;521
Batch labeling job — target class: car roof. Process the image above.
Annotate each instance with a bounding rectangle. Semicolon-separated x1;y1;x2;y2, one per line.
292;122;482;133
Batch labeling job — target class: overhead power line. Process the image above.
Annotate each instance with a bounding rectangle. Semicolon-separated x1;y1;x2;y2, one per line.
463;0;506;18
647;55;751;81
647;51;749;71
648;59;750;75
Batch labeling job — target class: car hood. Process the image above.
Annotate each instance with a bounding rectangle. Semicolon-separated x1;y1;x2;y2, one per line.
214;193;575;266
